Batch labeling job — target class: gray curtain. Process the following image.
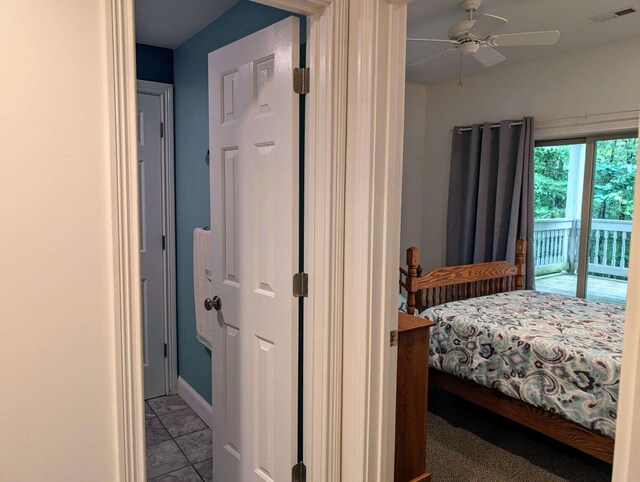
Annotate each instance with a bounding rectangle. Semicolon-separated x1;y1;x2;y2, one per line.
446;117;535;289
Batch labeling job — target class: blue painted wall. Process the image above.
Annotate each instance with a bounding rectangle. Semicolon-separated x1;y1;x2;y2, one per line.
136;44;174;84
174;0;305;403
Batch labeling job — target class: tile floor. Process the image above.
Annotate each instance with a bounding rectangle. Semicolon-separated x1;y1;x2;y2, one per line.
145;394;212;481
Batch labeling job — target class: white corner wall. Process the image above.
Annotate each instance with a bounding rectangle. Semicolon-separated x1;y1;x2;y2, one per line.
402;36;640;271
0;1;119;480
400;82;428;264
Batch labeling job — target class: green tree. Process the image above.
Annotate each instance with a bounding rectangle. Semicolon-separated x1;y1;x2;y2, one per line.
534;145;570;219
592;138;638;221
533;138;638;221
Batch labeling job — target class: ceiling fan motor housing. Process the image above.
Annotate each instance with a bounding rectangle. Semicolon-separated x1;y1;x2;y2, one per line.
448;20;475;41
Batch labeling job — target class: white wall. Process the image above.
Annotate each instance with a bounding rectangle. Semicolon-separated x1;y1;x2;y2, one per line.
402;36;640;271
400;82;428;263
0;2;119;480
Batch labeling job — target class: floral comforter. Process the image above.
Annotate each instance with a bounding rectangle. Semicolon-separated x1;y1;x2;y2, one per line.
401;290;624;438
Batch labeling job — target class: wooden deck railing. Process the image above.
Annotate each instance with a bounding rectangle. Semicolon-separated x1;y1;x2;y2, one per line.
534;218;632;279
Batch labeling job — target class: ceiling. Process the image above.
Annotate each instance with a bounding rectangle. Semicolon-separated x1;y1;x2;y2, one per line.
135;0;240;49
406;0;640;85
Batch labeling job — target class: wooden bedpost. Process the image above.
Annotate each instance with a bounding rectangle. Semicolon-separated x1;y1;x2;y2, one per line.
406;247;419;315
515;239;527;290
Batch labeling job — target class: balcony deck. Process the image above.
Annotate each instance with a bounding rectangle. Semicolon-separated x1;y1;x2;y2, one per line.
535;273;627;305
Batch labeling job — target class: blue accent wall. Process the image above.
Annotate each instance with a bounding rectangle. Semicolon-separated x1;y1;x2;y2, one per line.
136;44;174;84
174;0;305;404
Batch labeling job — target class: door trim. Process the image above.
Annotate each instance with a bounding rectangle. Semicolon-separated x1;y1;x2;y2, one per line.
105;2;640;481
342;0;409;479
136;80;177;396
106;0;349;479
576;137;596;298
105;1;145;478
613;121;640;479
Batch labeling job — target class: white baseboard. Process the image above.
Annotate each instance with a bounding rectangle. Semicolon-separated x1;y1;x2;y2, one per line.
177;376;213;429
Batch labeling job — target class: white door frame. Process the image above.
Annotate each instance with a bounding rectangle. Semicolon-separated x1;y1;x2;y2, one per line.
106;0;352;479
341;1;408;480
136;80;177;397
107;0;410;478
612;118;640;481
108;1;640;481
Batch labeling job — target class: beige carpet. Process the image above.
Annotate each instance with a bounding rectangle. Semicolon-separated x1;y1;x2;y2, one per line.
426;390;612;482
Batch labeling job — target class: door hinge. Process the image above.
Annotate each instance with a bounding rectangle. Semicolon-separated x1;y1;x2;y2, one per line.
160;122;164;138
293;67;310;95
162;235;166;250
292;272;309;298
164;343;168;358
390;329;399;347
292;462;306;482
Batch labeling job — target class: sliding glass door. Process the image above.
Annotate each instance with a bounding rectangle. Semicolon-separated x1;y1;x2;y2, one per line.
583;136;638;303
533;132;638;304
533;140;586;298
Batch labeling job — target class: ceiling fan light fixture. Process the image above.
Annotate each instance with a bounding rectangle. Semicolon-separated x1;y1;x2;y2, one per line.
461;42;480;55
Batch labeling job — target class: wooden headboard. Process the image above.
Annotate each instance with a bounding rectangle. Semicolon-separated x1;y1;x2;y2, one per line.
399;240;527;315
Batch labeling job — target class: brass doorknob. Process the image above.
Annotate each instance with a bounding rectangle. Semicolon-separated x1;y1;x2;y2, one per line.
204;296;221;311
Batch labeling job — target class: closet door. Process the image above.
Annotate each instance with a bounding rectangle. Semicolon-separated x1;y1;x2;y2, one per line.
137;91;166;399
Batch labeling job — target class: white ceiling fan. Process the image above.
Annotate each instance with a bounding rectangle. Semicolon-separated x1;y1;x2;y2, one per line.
408;0;560;69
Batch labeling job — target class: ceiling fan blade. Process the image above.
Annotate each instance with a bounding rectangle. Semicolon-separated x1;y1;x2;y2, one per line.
489;30;560;47
408;47;458;67
407;38;459;45
468;14;508;40
472;46;506;67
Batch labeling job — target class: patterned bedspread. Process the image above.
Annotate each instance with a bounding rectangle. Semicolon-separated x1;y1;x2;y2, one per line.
400;291;624;438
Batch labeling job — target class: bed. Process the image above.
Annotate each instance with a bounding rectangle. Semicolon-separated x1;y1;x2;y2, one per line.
399;240;622;463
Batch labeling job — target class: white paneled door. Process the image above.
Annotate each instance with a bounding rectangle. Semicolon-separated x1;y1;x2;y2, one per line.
137;92;166;399
208;17;300;482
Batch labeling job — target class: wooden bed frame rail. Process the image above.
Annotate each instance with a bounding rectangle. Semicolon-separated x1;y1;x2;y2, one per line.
400;240;526;314
431;370;614;463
